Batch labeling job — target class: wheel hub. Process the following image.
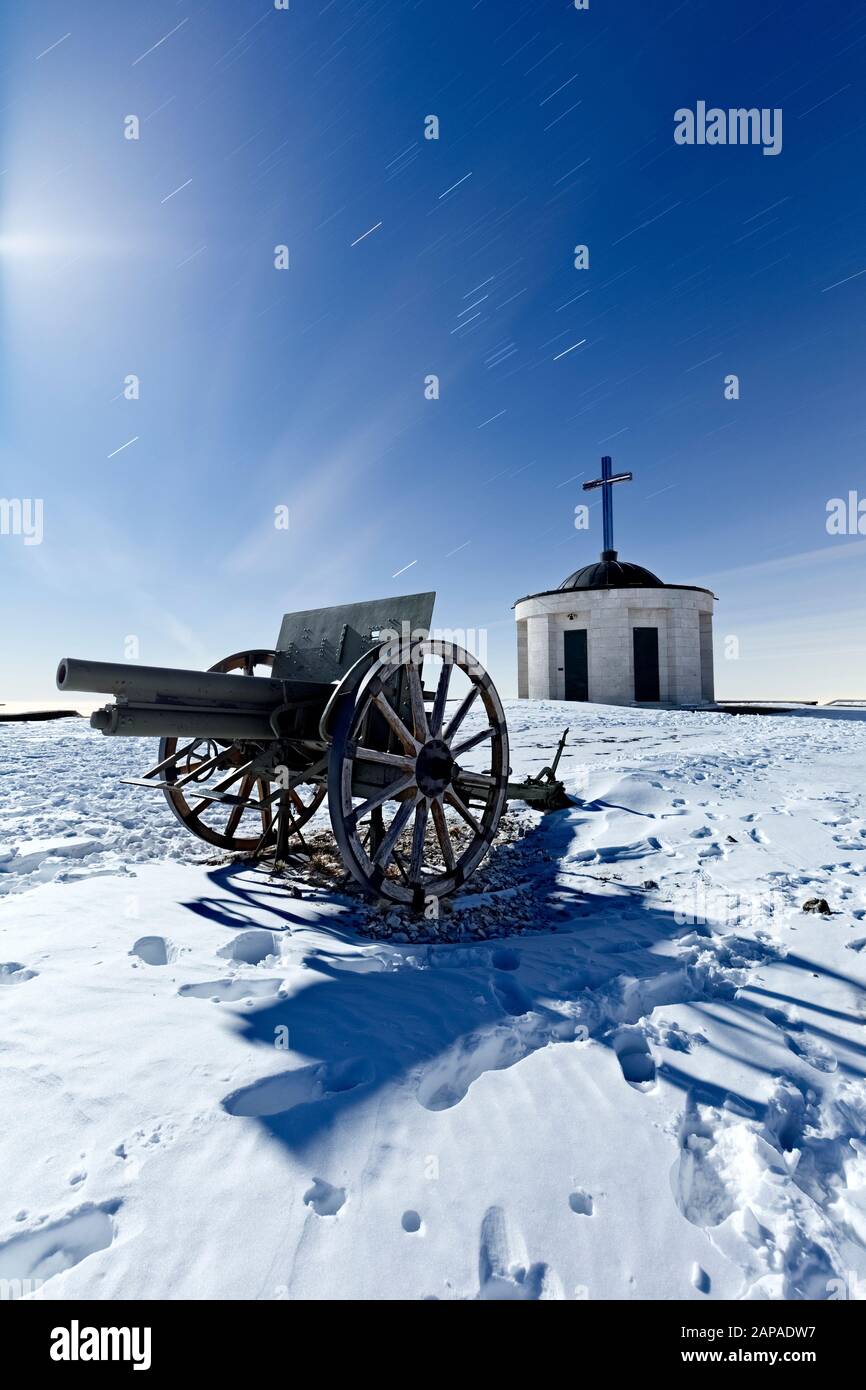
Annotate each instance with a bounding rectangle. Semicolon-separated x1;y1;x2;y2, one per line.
415;737;455;797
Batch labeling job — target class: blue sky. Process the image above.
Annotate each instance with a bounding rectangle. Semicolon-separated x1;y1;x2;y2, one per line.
2;0;865;702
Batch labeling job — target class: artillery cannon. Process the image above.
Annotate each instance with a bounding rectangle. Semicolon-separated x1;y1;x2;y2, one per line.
57;593;569;906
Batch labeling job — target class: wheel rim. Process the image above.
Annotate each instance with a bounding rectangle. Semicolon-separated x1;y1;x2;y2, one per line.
329;640;509;905
160;649;325;852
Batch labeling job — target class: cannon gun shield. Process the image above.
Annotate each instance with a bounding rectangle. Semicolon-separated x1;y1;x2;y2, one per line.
272;592;435;683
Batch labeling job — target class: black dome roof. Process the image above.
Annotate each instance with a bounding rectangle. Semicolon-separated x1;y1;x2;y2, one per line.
558;550;663;591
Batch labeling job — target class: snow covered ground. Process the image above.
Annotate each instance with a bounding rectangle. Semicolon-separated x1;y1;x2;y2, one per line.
1;701;865;1301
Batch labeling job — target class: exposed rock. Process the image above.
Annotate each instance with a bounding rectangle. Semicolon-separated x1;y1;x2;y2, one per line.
802;898;831;916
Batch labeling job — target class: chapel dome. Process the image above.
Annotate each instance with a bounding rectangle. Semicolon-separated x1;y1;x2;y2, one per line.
558;550;663;591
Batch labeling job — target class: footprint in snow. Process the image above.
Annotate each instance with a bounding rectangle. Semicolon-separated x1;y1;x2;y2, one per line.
112;1122;176;1168
762;1078;810;1153
223;1057;372;1118
492;976;531;1017
785;1032;838;1073
673;1108;736;1228
652;1019;699;1053
612;1028;657;1090
130;936;172;967
178;978;285;1002
0;1201;119;1286
416;1030;526;1112
216;930;281;965
477;1205;550;1300
758;1004;802;1032
0;962;37;985
303;1178;345;1217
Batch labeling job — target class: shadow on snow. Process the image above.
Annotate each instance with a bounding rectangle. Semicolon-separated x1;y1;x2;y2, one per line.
180;805;866;1158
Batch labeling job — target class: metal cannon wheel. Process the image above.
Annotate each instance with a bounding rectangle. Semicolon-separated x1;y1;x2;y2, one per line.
328;640;509;906
159;649;325;852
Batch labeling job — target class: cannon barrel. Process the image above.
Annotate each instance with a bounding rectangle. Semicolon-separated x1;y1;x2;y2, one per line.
58;656;286;741
90;703;275;740
57;657;285;708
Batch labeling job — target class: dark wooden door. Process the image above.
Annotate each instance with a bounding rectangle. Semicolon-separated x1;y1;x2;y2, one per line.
563;629;588;701
633;627;660;701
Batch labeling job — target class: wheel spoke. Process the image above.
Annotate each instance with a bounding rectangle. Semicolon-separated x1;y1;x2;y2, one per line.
429;661;452;736
443;685;479;743
406;662;429;742
368;806;385;857
350;771;417;825
391;846;411;885
430;796;455;870
224;774;255;838
257;778;271;836
372;794;420;867
450;726;494;758
352;745;417;773
409;798;429;882
372;692;420;753
444;787;482;836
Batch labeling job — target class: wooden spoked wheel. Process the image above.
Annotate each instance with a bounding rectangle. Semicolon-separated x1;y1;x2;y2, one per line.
328;640;509;906
159;649;325;852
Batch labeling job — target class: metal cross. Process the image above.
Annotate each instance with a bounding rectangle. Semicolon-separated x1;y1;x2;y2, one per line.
582;455;633;555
